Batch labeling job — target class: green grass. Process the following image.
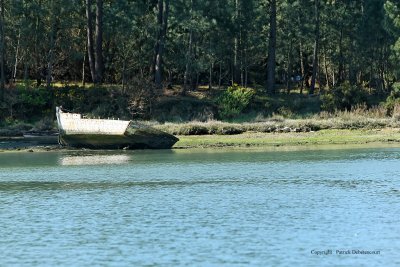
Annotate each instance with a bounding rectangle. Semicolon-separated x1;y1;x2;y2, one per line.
154;113;400;136
174;128;400;149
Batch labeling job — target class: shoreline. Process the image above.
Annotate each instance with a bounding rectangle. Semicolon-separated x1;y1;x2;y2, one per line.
1;128;400;153
173;128;400;148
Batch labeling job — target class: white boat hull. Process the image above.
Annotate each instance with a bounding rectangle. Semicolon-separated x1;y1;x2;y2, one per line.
55;107;178;149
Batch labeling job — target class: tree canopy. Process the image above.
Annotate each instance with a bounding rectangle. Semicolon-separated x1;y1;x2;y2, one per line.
1;0;400;119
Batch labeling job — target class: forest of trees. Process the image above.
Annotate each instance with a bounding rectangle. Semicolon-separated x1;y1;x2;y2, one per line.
0;0;400;121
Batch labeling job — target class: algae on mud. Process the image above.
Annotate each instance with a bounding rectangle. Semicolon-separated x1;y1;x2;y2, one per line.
173;128;400;149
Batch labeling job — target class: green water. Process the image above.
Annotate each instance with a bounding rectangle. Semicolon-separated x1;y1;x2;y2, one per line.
0;148;399;266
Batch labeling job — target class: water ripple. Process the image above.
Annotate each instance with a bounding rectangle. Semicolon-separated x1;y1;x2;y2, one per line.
1;148;400;266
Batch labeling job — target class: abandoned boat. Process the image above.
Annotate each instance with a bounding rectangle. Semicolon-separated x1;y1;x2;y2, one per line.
56;107;178;149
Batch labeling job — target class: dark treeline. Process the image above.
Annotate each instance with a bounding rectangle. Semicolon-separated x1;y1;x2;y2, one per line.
0;0;400;115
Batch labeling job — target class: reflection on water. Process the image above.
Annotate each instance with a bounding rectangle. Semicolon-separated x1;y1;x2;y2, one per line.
0;179;241;191
0;147;400;267
59;154;130;166
0;178;382;192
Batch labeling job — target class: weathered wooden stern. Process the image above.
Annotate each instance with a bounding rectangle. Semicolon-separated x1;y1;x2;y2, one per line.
56;107;178;149
59;128;179;149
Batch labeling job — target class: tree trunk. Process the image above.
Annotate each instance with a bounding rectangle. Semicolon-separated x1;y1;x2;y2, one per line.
0;0;5;101
266;0;276;95
208;36;213;90
183;29;193;94
337;27;344;85
86;0;96;83
310;0;320;95
219;62;222;89
323;44;330;89
122;59;126;93
299;41;304;95
162;0;170;74
168;69;172;87
286;39;292;94
94;0;103;84
82;43;86;86
233;40;238;85
209;61;213;90
154;0;170;88
195;72;199;90
244;49;248;88
240;45;244;86
24;63;29;89
34;16;41;87
13;30;21;83
380;59;386;92
183;0;193;95
46;4;58;89
233;0;240;85
153;0;163;76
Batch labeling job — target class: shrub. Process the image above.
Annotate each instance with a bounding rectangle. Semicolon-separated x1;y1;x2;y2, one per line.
0;122;33;136
9;88;53;120
126;77;160;120
53;86;84;112
321;82;367;112
393;103;400;120
276;106;294;118
385;84;400;116
178;125;209;135
217;84;255;119
33;117;55;131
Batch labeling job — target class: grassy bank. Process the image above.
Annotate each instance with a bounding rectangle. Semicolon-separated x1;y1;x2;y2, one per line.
154;113;400;136
173;128;400;149
3;104;400;151
1;128;400;152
